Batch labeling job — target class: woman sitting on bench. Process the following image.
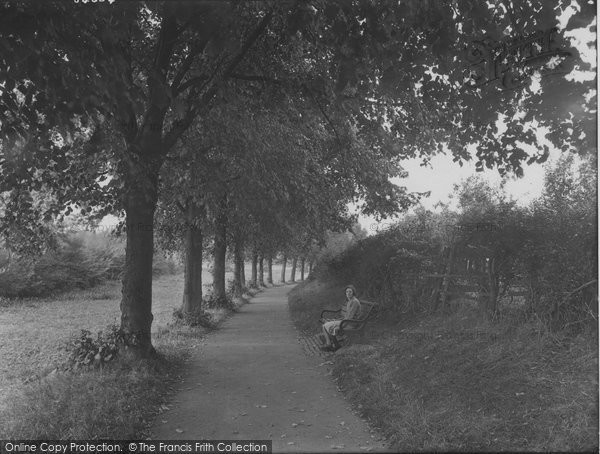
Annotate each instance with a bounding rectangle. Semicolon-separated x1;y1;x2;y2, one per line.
319;284;361;351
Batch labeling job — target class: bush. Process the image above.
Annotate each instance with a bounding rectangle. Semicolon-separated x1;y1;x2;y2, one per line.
315;159;597;332
0;231;181;298
172;308;214;328
0;232;126;298
203;293;237;311
65;325;129;368
314;226;442;314
152;252;181;277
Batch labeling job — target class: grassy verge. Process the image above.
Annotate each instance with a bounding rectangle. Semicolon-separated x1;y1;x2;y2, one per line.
0;274;251;439
288;279;599;452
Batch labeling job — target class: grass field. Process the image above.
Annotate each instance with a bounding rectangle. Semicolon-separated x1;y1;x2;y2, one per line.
288;279;599;452
0;262;298;438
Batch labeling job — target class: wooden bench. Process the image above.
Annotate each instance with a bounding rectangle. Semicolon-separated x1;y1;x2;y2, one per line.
319;301;378;346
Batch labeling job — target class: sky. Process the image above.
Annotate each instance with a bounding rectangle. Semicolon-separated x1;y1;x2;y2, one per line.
356;151;557;235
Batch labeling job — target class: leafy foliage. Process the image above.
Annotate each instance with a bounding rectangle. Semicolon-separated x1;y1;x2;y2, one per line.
0;231;178;298
66;325;129;368
317;157;597;330
172;307;214;328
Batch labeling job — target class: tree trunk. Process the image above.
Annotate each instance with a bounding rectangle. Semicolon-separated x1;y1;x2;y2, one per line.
308;260;313;275
240;253;246;289
233;238;244;298
251;252;258;287
291;257;297;282
120;151;161;358
212;205;227;301
267;256;273;285
259;255;265;287
181;205;203;313
118;15;180;359
439;244;456;311
281;255;287;283
300;257;305;281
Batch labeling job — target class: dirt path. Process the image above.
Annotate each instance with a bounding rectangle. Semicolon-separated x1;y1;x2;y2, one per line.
150;285;389;453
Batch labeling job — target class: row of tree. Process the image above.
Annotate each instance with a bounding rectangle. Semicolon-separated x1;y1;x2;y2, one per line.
0;1;594;356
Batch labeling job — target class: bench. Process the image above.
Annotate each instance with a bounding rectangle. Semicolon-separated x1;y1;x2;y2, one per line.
319;301;378;346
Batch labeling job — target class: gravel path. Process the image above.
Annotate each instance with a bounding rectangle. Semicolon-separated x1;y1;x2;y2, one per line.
150;285;389;453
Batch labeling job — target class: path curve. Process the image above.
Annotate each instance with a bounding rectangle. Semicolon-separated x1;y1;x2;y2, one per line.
150;285;389;453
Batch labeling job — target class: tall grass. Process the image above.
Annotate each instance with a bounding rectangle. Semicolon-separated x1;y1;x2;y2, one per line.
0;330;194;439
289;279;599;452
0;277;235;440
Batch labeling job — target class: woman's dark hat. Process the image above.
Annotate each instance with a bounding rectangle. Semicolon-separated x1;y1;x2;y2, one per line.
345;285;357;296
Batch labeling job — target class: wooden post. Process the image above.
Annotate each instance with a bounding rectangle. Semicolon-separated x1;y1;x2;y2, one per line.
439;244;456;310
486;257;498;318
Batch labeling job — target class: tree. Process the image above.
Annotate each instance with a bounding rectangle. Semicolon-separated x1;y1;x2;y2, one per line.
1;0;594;355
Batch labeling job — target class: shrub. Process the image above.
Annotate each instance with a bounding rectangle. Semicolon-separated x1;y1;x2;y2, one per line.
152;252;180;276
315;159;597;332
0;231;127;297
172;308;214;328
65;325;137;369
203;293;237;311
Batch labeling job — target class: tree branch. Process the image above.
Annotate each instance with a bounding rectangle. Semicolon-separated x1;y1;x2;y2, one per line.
171;39;211;94
163;7;276;149
175;75;210;95
229;73;282;83
163;104;199;150
220;8;276;82
175;199;187;213
302;83;342;147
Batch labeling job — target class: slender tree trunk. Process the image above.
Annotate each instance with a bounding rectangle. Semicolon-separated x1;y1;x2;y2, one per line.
251;252;258;287
439;244;456;311
267;256;273;285
300;257;305;281
120;148;161;358
281;255;287;283
259;255;265;287
212;205;227;301
291;257;297;282
233;237;244;298
181;205;203;313
308;260;313;274
240;253;246;289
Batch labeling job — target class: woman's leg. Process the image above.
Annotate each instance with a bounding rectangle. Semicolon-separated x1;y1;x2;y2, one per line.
322;321;340;348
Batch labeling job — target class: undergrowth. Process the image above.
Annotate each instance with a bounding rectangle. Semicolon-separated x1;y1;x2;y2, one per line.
0;327;195;439
0;231;180;298
289;279;599;452
0;280;247;439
